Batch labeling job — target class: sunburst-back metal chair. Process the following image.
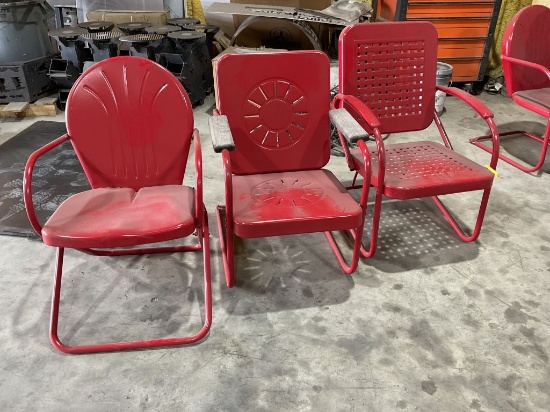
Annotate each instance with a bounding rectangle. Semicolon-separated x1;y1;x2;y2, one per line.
209;50;374;287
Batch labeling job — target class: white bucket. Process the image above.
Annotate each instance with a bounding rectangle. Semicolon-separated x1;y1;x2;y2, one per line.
435;62;453;115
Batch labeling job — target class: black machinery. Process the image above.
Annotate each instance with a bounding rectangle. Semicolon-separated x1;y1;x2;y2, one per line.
0;0;56;103
44;13;220;109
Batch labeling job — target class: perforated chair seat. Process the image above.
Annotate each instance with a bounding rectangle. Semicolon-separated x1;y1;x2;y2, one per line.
513;88;550;118
350;141;494;199
42;185;196;248
232;169;363;238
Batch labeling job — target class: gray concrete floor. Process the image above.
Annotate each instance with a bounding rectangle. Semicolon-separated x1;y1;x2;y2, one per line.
0;90;549;412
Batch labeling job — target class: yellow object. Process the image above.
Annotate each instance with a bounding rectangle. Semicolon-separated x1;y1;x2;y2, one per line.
486;0;532;77
485;165;500;178
187;0;206;24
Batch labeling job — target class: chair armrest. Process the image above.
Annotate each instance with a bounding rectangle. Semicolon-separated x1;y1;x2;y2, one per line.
209;115;235;153
24;133;71;236
437;86;494;119
192;129;203;225
332;94;382;133
501;55;550;82
332;93;386;183
329;108;369;144
434;87;500;169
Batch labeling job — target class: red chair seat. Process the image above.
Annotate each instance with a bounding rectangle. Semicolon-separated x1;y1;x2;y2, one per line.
350;141;494;199
232;169;363;238
42;185;196;248
513;88;550;118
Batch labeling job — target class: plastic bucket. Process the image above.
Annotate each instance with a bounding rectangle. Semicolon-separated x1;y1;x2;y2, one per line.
435;62;453;115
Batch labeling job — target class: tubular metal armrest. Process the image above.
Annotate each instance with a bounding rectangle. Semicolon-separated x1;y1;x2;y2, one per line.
24;133;71;236
192;128;204;226
209;115;235;153
329;108;369;144
437;86;495;119
501;55;550;82
436;86;500;169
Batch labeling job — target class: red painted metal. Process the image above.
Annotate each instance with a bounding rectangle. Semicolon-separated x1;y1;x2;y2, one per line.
470;5;550;173
214;51;371;287
214;51;331;175
67;56;194;190
337;22;500;256
23;56;212;354
338;21;438;135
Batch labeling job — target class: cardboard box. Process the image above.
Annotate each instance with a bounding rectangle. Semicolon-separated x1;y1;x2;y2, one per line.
231;0;331;10
86;10;170;25
229;0;331;49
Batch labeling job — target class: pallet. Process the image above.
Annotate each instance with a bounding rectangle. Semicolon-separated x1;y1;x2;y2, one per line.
0;96;59;118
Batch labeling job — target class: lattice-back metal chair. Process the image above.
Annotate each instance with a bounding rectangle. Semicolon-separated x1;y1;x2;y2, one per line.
24;56;212;354
209;51;374;287
335;21;500;258
470;5;550;173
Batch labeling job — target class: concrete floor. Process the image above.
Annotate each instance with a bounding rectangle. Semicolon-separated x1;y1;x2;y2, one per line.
0;90;549;412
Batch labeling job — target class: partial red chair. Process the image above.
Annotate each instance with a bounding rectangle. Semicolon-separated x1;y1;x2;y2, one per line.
23;56;212;354
335;21;500;258
209;51;373;287
471;4;550;173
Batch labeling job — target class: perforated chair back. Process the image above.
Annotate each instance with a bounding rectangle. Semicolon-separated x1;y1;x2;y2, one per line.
215;51;331;175
502;5;550;96
66;56;194;191
338;21;438;134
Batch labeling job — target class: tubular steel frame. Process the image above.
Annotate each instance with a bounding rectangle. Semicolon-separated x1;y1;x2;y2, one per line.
24;131;212;354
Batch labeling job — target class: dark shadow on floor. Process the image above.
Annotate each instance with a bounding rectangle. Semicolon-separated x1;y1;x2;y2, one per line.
358;198;481;273
221;233;354;315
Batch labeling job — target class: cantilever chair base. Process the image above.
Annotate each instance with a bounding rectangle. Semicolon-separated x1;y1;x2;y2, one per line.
49;215;212;354
471;124;550;173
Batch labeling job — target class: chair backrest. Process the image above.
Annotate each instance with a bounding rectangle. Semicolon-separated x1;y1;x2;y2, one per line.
66;56;194;191
339;21;438;134
502;5;550;95
215;51;331;175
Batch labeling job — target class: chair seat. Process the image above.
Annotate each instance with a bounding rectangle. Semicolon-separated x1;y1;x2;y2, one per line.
513;88;550;118
232;169;363;238
42;185;196;248
350;141;494;199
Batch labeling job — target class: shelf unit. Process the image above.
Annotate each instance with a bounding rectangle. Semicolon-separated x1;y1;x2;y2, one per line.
372;0;502;82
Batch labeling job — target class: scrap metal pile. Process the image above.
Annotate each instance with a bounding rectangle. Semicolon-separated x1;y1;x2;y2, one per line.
48;17;219;107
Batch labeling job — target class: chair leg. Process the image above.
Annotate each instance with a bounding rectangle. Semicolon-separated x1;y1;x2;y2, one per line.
49;211;212;354
216;205;235;288
431;188;492;242
470;120;550;173
324;216;366;274
345;177;384;258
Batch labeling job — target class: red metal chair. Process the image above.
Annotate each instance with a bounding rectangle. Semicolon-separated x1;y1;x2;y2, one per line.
209;51;374;287
23;56;212;354
335;21;500;258
471;5;550;173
